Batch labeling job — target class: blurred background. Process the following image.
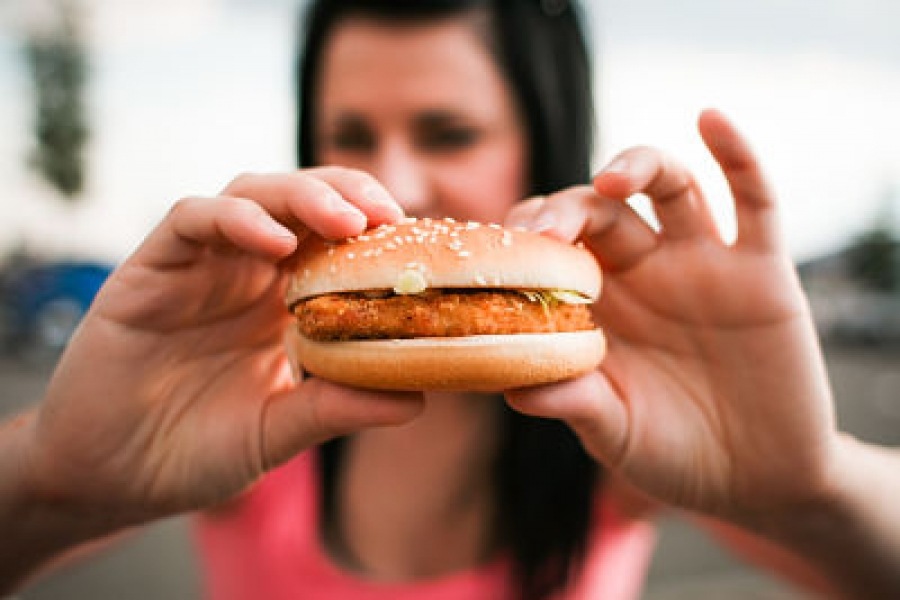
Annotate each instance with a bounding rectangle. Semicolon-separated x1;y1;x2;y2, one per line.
1;0;898;598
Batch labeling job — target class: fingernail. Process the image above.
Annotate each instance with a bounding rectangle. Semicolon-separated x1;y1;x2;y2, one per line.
527;210;556;233
257;214;295;239
326;192;366;220
364;185;404;219
504;197;545;229
602;157;629;174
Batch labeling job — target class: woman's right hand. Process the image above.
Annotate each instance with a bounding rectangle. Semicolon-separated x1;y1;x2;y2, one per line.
16;168;424;534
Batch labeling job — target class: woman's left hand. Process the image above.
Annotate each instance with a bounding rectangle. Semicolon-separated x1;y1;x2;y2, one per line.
504;109;839;522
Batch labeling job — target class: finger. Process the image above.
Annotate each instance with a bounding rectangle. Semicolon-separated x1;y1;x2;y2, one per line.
697;108;782;252
223;171;366;239
222;171;393;241
594;147;721;242
261;376;424;471
305;166;406;226
509;186;658;272
503;195;547;230
136;196;298;269
505;370;630;469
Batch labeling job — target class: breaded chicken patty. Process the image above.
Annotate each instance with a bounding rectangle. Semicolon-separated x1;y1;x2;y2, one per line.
293;289;595;341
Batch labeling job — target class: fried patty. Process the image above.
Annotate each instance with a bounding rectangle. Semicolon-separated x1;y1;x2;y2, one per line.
293;289;595;341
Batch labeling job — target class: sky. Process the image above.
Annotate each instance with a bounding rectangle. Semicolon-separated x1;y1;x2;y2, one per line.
1;0;899;263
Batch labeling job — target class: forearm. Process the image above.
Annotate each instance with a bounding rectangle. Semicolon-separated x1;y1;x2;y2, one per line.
750;434;900;599
0;410;110;594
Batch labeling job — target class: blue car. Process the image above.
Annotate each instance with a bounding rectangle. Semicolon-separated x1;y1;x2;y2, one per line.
0;259;113;360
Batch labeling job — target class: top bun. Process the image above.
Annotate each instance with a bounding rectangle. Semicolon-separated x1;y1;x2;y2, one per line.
287;218;601;303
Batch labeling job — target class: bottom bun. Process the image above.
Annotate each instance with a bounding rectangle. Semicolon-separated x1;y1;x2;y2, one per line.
285;325;606;392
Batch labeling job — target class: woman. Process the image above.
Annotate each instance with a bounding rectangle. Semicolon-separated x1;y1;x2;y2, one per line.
197;0;643;598
2;1;899;599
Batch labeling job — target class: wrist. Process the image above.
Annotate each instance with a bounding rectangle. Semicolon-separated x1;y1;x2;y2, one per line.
0;410;115;593
0;409;40;524
737;434;900;599
741;432;857;537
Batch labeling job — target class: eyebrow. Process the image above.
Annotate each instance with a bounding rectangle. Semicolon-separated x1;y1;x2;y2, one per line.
325;108;473;133
328;113;368;130
414;110;470;129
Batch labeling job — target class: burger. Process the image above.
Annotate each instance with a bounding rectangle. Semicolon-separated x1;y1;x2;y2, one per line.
284;217;605;391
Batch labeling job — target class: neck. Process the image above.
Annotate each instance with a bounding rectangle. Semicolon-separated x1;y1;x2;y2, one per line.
326;393;502;580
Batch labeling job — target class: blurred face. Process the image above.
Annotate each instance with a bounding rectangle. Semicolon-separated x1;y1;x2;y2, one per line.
316;16;528;223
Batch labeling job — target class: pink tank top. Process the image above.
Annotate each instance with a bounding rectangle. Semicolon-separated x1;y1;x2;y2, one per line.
194;450;655;600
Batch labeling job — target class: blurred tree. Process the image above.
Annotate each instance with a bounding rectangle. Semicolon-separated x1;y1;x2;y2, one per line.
847;184;900;293
24;0;89;201
848;229;899;292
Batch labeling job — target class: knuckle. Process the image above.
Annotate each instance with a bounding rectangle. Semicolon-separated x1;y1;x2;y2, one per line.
305;380;339;440
317;165;376;189
631;144;659;157
223;171;260;192
168;196;200;218
218;195;256;215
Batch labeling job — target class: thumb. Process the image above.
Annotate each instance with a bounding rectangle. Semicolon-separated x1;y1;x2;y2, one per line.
261;376;423;471
505;370;631;468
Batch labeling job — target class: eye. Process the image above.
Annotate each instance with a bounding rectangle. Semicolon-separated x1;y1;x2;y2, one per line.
322;116;376;154
328;128;375;152
419;126;482;151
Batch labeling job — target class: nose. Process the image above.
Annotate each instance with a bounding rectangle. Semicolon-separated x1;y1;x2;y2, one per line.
373;139;433;216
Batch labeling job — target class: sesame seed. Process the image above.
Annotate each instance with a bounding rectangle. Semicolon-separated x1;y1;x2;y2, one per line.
457;250;471;258
475;275;487;285
347;252;355;259
489;223;502;229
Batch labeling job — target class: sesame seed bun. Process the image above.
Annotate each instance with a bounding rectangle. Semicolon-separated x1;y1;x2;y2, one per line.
287;218;600;303
285;218;605;392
